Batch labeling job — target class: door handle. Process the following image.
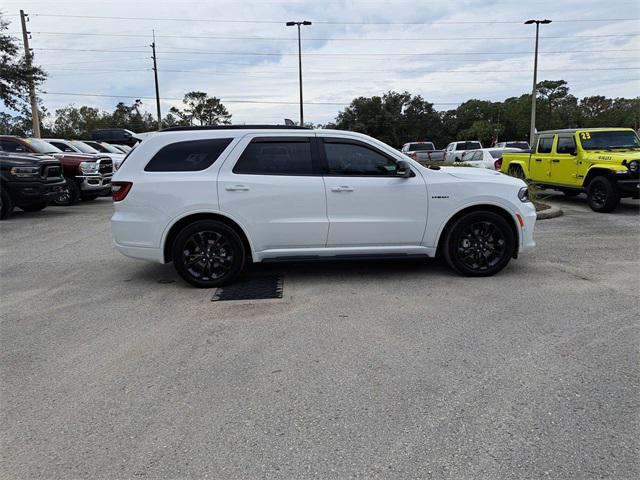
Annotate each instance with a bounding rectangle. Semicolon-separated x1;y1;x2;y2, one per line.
331;186;354;192
535;158;542;162
551;159;560;163
225;185;250;191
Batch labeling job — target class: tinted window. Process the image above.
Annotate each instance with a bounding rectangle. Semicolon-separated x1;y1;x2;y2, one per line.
537;137;553;154
145;138;232;172
324;142;396;176
556;137;576;154
233;140;312;175
408;143;435;151
489;150;504;159
0;140;26;152
48;141;75;152
505;142;530;149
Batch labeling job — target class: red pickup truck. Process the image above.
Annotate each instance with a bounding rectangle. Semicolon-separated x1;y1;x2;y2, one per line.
0;136;113;205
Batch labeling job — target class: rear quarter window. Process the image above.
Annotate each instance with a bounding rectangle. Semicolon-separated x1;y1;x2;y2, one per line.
144;138;233;172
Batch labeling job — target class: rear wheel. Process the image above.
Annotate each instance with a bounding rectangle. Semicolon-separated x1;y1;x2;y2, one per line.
507;165;525;180
20;201;48;212
54;177;80;206
1;188;14;220
587;176;619;213
442;211;516;277
172;220;245;288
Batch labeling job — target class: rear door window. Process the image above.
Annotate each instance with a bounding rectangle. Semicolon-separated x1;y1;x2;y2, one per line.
233;138;313;175
556;136;576;154
145;138;233;172
537;137;553;154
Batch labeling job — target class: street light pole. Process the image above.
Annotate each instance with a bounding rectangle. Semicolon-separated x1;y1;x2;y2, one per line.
286;20;312;126
525;19;551;146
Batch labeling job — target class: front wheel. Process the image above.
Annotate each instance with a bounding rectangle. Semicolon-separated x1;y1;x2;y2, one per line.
53;177;80;206
442;211;516;277
172;220;246;288
587;176;619;213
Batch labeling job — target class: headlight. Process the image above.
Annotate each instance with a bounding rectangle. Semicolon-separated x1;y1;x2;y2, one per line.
518;186;530;202
627;160;639;173
79;161;99;174
10;166;40;177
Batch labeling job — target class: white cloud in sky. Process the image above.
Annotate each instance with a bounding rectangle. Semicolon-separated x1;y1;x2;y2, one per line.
2;0;639;124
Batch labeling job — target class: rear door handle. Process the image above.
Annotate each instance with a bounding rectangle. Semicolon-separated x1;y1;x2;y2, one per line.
551;159;560;163
331;186;354;192
535;158;542;162
225;185;250;191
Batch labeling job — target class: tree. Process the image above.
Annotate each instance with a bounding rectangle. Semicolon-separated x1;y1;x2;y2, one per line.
0;13;47;111
170;91;231;126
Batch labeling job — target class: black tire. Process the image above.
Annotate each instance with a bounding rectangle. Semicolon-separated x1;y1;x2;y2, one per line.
587;176;620;213
172;220;245;288
507;165;525;180
81;195;99;201
19;201;48;212
1;188;14;220
53;177;80;206
442;211;516;277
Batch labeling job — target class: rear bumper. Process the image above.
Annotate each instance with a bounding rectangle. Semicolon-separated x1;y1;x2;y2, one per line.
113;240;165;263
4;179;65;206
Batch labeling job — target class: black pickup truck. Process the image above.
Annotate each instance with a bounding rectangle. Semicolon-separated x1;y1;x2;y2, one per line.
0;151;65;220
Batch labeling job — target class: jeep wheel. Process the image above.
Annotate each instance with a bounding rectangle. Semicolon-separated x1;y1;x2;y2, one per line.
172;220;245;288
1;188;14;220
587;176;619;213
54;177;80;206
507;165;525;180
442;211;516;277
20;201;49;212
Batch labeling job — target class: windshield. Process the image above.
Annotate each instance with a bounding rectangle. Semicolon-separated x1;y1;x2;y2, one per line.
98;142;123;154
26;138;62;154
579;131;640;150
408;143;435;151
458;142;481;150
70;141;99;154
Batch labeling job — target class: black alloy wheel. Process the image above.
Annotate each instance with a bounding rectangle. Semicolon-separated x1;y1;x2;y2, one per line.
587;176;619;213
53;177;80;206
172;220;245;288
443;211;516;276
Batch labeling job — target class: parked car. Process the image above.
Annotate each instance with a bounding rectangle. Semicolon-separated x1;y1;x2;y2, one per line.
111;125;536;287
75;141;126;169
400;142;445;162
112;144;132;153
460;148;522;170
91;128;138;147
43;139;125;170
494;141;530;150
0;149;65;219
501;128;640;212
443;141;483;162
0;136;113;205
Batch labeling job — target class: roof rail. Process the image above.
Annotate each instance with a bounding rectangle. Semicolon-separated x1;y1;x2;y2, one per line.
160;125;311;132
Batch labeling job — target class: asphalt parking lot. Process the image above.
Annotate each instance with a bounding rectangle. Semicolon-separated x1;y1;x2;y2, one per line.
1;195;638;479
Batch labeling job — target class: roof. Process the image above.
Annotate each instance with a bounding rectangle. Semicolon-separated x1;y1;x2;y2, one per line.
161;125;310;132
537;127;635;134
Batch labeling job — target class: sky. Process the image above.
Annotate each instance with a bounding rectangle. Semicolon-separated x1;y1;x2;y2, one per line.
2;0;639;125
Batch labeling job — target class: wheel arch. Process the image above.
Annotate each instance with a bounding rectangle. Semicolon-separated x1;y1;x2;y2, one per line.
503;160;528;177
162;211;254;264
583;166;617;187
436;204;520;259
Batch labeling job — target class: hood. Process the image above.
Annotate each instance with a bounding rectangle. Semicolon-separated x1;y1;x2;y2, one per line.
53;152;110;162
584;150;640;162
0;152;57;166
441;166;504;180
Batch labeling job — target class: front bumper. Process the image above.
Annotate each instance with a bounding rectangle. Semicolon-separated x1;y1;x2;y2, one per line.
5;179;66;207
519;202;537;254
616;177;640;196
76;174;112;195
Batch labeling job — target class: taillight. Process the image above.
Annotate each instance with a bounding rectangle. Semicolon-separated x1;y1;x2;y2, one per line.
494;159;502;171
112;181;132;201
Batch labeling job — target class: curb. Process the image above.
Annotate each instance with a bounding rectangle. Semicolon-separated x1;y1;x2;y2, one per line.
536;205;563;220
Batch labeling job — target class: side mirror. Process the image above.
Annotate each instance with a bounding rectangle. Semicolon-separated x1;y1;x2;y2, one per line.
396;160;412;178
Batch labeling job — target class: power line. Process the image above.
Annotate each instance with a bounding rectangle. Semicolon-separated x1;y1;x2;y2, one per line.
11;30;640;41
38;91;461;105
30;13;640;25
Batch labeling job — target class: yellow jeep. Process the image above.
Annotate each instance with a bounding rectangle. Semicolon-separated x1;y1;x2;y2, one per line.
500;128;640;212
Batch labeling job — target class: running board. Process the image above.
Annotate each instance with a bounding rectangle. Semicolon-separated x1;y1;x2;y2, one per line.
261;253;431;263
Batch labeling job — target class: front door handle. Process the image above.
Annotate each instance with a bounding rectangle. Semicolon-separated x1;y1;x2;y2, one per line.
331;186;354;192
551;159;560;163
535;158;542;162
225;185;250;191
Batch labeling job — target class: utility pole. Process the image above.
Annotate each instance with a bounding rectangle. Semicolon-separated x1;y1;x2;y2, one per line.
525;19;552;146
286;21;312;126
20;10;41;138
151;31;162;130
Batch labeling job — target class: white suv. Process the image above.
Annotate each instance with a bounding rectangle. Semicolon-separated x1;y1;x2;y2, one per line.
111;126;536;287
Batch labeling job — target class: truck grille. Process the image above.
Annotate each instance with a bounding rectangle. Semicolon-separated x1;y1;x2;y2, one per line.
98;159;113;174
